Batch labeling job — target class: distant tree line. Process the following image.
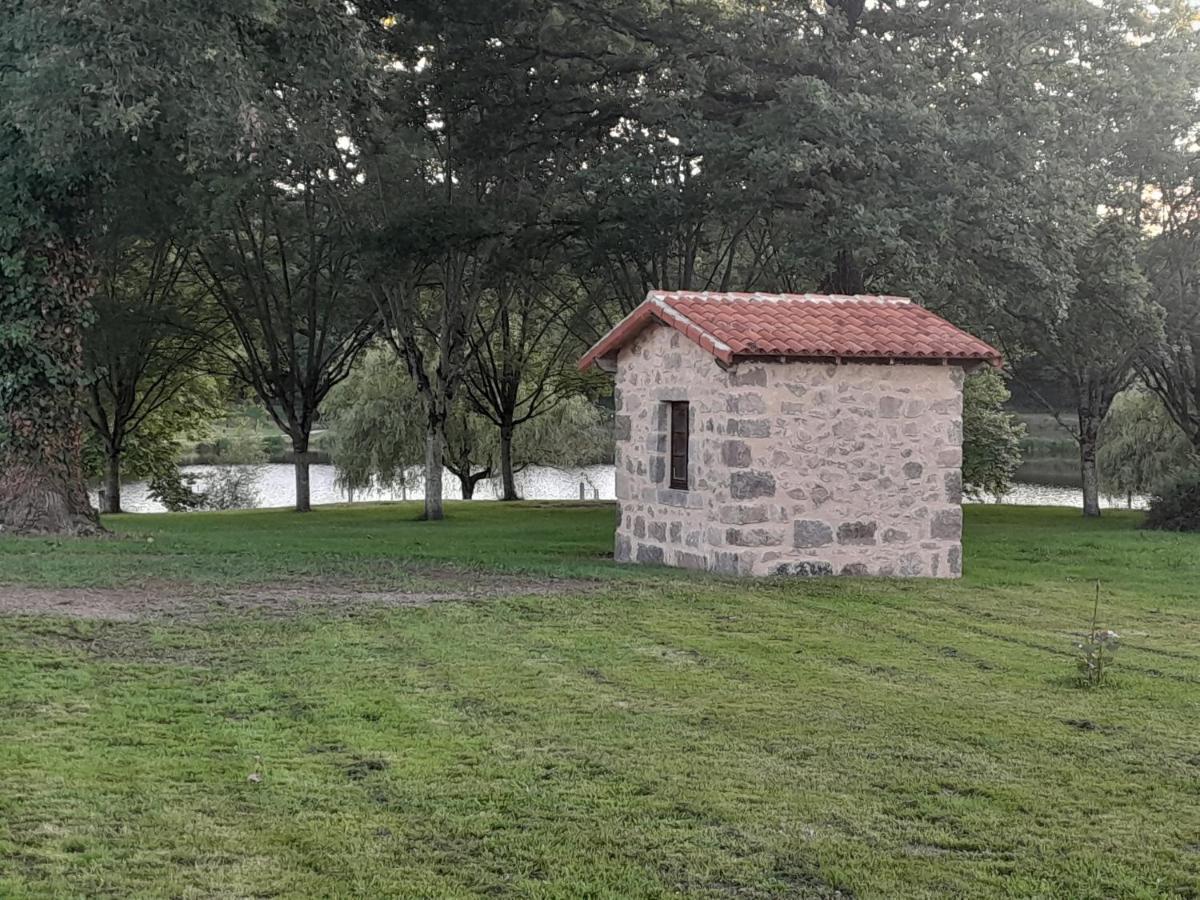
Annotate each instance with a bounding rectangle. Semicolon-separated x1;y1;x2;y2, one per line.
3;0;1200;531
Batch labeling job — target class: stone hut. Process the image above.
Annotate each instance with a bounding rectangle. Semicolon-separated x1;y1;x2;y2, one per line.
578;291;1002;578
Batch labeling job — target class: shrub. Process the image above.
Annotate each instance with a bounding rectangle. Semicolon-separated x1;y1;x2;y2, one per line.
962;370;1025;500
1143;470;1200;532
198;466;262;511
148;468;204;512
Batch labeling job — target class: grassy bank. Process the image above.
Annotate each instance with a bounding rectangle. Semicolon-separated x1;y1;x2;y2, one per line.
1;504;1198;898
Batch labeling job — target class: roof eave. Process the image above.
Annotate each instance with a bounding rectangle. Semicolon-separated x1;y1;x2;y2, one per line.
577;295;735;371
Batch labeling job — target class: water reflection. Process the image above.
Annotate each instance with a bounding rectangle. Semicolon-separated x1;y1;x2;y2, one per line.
92;463;1146;514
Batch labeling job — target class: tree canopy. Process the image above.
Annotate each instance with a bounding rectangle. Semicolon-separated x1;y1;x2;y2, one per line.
4;0;1200;528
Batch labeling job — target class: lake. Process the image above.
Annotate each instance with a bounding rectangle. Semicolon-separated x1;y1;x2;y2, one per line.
92;463;1148;513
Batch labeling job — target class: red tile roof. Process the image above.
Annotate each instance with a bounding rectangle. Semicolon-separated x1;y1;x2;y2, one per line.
578;291;1001;370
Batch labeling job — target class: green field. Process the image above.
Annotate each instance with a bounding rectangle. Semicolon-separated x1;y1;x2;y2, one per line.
1;504;1198;898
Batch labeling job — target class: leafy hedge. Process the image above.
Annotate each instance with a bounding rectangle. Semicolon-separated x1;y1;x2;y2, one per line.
1144;471;1200;532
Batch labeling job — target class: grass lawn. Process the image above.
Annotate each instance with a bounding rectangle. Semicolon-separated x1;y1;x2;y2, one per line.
1;503;1198;898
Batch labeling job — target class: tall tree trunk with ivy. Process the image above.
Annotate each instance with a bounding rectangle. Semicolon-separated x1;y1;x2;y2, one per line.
0;236;102;535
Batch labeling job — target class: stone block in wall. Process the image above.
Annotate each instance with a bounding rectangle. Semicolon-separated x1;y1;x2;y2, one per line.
937;447;962;467
614;415;631;441
730;471;776;499
730;366;767;387
727;418;772;438
712;551;740;575
650;456;666;484
793;520;833;548
944;471;962;503
898;553;924;576
724;527;784;548
930;508;962;540
615;535;631;562
636;544;665;564
774;561;834;577
721;440;753;468
719;504;769;525
675;551;708;571
837;521;877;545
727;394;767;414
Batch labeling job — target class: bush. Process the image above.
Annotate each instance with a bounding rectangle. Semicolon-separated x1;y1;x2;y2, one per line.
962;369;1025;500
148;468;205;512
1143;470;1200;532
198;466;262;511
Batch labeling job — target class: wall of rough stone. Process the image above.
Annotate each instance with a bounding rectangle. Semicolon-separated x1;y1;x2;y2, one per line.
613;322;965;578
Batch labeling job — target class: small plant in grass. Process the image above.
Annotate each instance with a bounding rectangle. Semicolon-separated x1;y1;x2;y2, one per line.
1076;581;1119;687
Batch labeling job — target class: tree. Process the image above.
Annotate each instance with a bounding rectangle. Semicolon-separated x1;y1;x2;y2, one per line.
326;348;612;502
1099;390;1197;504
1008;222;1159;517
325;349;421;500
83;375;225;507
1142;229;1200;449
350;0;648;520
0;0;376;533
0;216;99;534
962;370;1026;501
84;237;222;513
567;0;1088;348
465;276;582;500
196;185;377;513
325;350;493;502
442;406;497;501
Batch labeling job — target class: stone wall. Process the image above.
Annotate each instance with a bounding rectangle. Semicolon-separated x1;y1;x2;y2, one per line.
613;323;965;577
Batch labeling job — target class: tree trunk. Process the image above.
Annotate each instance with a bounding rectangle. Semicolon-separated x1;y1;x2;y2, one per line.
499;422;519;501
1079;428;1101;518
0;463;101;536
459;471;475;500
102;450;122;514
0;235;102;536
424;419;445;521
819;248;866;295
293;437;311;513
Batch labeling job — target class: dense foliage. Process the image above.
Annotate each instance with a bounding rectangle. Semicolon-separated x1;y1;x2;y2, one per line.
962;370;1026;500
1099;391;1198;501
325;350;611;500
1144;471;1200;533
4;0;1200;528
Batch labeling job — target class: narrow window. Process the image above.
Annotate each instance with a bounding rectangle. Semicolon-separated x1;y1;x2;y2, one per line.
669;401;689;490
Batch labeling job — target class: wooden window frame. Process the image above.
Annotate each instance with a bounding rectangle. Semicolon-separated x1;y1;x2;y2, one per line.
668;401;690;490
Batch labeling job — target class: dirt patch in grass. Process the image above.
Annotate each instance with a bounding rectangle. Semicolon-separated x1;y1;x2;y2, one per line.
0;570;600;623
